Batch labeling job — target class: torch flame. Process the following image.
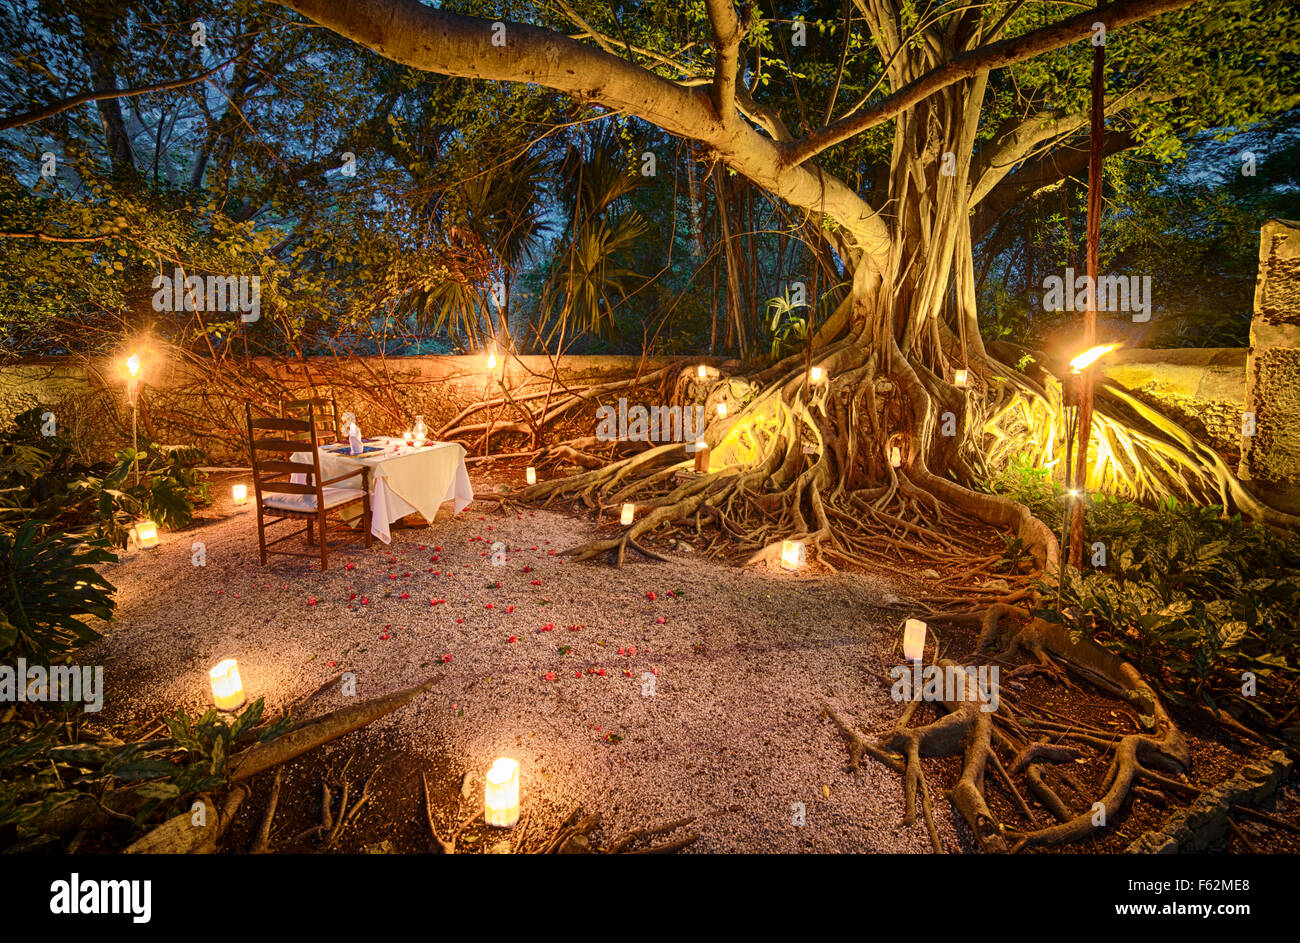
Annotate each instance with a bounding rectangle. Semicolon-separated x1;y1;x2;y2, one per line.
1069;343;1118;373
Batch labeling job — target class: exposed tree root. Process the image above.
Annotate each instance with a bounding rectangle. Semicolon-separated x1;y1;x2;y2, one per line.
463;335;1297;853
421;783;699;854
101;679;434;853
250;766;284;853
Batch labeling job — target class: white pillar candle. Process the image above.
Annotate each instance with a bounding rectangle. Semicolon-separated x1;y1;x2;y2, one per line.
780;540;806;570
889;446;902;468
134;520;159;549
954;369;969;387
484;757;520;827
697;364;708;379
809;366;824;383
232;483;248;506
620;503;635;526
693;442;710;473
903;619;927;662
209;659;245;711
525;466;536;485
716;402;727;418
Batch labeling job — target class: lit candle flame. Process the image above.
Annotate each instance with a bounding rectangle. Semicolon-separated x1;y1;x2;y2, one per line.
1069;344;1118;373
126;354;140;377
903;619;927;662
209;659;245;711
484;757;520;827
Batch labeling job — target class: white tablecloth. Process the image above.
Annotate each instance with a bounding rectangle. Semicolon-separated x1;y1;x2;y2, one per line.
295;437;473;544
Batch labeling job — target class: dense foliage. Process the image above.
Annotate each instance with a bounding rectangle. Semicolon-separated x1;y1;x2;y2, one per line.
0;697;289;852
994;457;1300;730
0;407;208;659
3;0;1296;365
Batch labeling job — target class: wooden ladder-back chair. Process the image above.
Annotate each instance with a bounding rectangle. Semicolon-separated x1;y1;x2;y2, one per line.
281;390;340;445
246;402;371;570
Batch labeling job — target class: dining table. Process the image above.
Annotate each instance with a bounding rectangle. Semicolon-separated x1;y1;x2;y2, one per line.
296;436;474;544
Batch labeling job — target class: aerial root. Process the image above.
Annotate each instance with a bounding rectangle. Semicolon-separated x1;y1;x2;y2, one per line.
250;766;284;853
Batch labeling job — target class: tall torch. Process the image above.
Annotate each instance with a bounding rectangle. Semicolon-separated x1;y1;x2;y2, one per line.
1063;343;1116;567
126;354;141;485
1068;35;1107;571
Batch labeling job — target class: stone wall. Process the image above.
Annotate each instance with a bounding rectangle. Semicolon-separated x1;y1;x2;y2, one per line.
1100;347;1247;457
0;341;1280;484
1241;218;1300;513
0;354;680;465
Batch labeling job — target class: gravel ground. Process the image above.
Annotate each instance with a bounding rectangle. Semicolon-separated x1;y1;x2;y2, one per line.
88;479;968;853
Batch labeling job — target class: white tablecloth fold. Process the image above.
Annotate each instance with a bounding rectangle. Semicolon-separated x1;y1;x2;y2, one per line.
290;438;473;543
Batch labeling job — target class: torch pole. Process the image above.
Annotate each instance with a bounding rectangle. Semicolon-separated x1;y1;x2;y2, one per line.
1068;39;1105;571
128;378;140;485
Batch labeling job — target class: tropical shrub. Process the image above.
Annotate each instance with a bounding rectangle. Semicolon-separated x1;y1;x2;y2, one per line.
992;456;1300;728
0;699;290;852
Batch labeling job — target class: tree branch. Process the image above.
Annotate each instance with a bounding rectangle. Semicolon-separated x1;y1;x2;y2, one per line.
270;0;891;257
706;0;745;123
784;0;1199;166
971;129;1138;239
969;86;1176;209
0;55;242;133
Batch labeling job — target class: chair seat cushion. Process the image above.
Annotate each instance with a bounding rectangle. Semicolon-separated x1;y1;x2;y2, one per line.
262;486;365;512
